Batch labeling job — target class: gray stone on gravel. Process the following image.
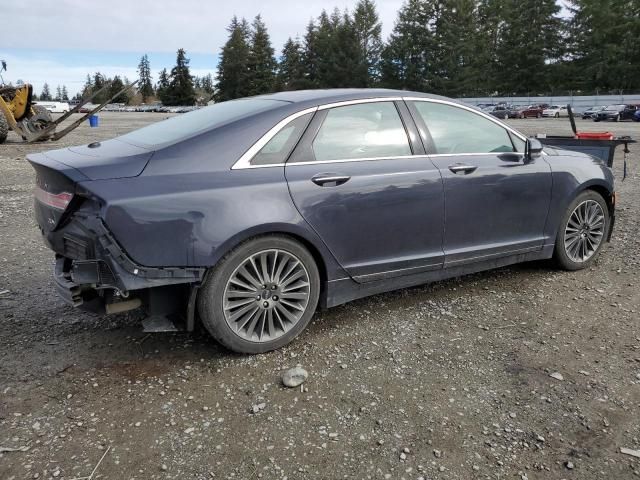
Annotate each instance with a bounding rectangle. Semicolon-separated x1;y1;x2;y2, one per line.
282;366;308;388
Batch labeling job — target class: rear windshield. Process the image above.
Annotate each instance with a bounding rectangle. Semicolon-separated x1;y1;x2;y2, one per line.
118;98;286;148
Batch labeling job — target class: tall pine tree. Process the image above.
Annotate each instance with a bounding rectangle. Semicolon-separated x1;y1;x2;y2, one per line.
41;83;52;101
567;0;640;92
494;0;563;94
164;48;196;105
380;0;438;91
277;37;306;90
216;16;251;101
247;15;277;96
353;0;383;86
138;54;154;102
156;68;170;102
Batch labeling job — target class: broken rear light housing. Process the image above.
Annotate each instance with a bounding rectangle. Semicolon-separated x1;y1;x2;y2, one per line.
34;186;74;210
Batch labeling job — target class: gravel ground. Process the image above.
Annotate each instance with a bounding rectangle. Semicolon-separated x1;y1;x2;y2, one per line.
1;113;639;480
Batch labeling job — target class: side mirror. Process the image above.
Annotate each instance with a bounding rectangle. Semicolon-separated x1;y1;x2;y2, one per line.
525;138;543;161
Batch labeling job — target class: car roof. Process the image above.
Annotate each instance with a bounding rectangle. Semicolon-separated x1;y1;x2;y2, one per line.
254;88;454;108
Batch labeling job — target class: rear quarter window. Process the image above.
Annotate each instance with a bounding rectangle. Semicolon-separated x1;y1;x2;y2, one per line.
117;99;285;148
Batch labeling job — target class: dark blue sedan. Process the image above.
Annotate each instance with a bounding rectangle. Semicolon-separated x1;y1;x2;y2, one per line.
29;89;615;353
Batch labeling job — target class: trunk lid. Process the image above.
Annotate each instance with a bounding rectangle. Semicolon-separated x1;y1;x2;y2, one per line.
42;138;153;180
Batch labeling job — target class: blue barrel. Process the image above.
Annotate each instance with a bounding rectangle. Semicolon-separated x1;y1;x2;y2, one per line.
88;115;99;128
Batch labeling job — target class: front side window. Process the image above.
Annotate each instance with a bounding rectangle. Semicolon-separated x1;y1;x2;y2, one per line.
312;102;411;162
250;113;312;166
412;101;516;154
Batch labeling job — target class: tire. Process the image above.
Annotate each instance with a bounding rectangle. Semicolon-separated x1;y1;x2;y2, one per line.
197;235;321;354
32;105;53;122
615;114;620;122
537;113;542;118
0;113;8;144
555;113;560;118
553;190;610;271
503;113;509;120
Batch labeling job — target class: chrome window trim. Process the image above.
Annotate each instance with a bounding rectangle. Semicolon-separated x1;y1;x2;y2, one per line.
317;97;403;110
231;106;318;170
286;154;419;167
231;96;533;170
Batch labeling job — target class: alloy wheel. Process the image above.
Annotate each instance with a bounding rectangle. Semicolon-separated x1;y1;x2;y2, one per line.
222;249;311;343
563;200;606;263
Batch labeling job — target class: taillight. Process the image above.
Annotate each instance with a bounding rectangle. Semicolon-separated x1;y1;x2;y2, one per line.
34;186;74;210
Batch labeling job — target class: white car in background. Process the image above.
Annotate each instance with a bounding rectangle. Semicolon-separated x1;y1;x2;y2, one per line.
542;105;570;118
33;101;70;114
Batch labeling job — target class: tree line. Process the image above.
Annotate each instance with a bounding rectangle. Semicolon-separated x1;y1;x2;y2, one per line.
214;0;640;100
33;0;640;106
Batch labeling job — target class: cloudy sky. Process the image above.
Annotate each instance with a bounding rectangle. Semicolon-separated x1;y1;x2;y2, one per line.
2;0;405;97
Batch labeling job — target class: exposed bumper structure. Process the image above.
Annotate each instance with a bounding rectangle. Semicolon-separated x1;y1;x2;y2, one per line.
48;213;205;311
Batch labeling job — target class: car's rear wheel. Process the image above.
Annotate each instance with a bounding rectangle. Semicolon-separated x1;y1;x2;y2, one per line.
554;190;609;271
198;235;320;354
555;113;560;118
503;113;509;120
537;113;542;118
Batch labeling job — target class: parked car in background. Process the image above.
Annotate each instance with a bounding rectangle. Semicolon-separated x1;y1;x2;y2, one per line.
485;105;519;120
594;104;640;122
542;105;570;118
28;89;616;353
33;101;70;114
582;106;605;120
634;109;640;122
517;104;549;118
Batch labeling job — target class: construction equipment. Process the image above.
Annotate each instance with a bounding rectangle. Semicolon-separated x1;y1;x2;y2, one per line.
0;60;138;144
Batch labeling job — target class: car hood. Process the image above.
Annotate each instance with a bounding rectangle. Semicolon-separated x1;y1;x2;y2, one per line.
38;139;154;180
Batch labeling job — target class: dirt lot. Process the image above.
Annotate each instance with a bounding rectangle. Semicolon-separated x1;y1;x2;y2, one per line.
1;113;639;480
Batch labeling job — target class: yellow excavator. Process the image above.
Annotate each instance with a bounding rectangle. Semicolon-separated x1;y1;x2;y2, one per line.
0;60;137;144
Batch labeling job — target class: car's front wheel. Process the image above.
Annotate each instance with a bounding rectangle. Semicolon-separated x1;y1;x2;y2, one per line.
554;190;609;271
198;235;320;354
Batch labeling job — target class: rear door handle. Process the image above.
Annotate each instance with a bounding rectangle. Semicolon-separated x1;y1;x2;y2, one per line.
448;164;478;174
311;174;351;186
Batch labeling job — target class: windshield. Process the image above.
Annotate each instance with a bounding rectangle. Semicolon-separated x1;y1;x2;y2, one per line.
118;98;286;148
604;105;624;111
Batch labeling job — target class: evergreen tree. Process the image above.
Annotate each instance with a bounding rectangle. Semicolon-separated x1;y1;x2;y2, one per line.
567;0;640;92
82;74;93;97
353;0;383;86
494;0;564;94
55;85;62;101
109;75;129;104
302;20;320;88
156;68;170;102
380;0;438;91
201;73;215;95
431;0;482;96
216;16;252;101
247;15;277;95
41;83;52;101
32;92;39;101
164;48;196;105
315;9;365;88
138;54;154;102
61;85;69;101
277;37;306;90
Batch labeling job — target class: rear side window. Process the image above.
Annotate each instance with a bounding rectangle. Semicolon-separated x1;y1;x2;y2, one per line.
311;102;411;161
251;113;312;166
413;101;515;154
118;98;284;148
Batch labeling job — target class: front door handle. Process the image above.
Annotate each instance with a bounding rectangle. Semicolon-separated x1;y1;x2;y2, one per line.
448;164;478;174
311;174;351;187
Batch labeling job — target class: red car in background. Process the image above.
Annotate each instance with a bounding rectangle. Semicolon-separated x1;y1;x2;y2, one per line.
517;104;549;118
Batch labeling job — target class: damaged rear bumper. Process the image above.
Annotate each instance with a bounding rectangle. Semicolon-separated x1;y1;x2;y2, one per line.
49;213;205;311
